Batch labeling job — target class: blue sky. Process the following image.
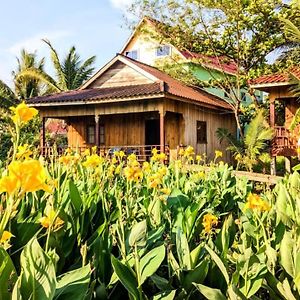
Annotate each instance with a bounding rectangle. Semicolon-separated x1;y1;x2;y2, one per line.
0;0;134;85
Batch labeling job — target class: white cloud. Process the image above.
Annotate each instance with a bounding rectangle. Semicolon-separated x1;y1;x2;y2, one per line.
110;0;134;10
8;30;71;55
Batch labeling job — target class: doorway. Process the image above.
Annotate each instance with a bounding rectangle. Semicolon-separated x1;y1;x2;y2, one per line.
145;119;160;146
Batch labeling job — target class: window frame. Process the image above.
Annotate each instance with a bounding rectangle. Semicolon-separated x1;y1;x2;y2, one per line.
125;49;139;60
156;45;171;57
196;121;207;144
87;124;96;144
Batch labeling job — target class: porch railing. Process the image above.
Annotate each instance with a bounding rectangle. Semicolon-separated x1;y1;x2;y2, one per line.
41;144;170;162
272;126;297;156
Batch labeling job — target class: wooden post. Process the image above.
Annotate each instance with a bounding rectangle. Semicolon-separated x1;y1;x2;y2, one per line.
40;117;46;152
285;156;291;174
159;108;165;153
95;115;100;147
271;156;276;176
270;95;275;128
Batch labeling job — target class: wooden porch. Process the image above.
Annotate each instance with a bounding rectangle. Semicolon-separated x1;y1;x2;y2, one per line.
271;126;297;157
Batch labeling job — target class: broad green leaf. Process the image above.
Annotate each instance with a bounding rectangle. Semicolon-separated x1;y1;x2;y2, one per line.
54;265;91;299
194;283;227;300
69;180;82;212
111;255;139;300
176;228;191;270
205;245;229;285
153;290;176;300
280;231;294;277
0;248;17;300
129;220;147;247
183;259;209;292
151;274;170;291
294;252;300;293
140;245;165;285
190;244;203;269
14;238;56;300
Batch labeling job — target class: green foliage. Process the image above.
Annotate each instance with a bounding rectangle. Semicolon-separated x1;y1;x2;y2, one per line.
217;110;273;171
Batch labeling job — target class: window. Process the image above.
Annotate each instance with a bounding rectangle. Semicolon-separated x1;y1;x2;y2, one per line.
87;124;95;144
197;121;207;144
100;124;105;145
125;50;138;60
156;45;171;57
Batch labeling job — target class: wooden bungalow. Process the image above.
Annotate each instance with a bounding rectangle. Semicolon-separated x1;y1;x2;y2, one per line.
27;54;236;161
251;67;300;173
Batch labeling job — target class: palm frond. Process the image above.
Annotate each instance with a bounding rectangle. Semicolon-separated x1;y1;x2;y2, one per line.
16;68;61;94
43;39;67;90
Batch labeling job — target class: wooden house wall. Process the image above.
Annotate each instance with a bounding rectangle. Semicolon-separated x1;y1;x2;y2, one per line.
67;117;88;148
88;61;153;89
165;99;236;161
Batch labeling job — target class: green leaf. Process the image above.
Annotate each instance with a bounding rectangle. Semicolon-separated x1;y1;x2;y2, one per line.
54;265;91;299
205;245;229;285
176;228;191;270
151;274;170;291
183;259;209;292
129;220;147;247
194;283;227;300
13;238;56;300
153;290;176;300
69;180;82;212
0;248;17;300
280;231;294;277
140;245;165;285
190;244;203;269
111;255;139;300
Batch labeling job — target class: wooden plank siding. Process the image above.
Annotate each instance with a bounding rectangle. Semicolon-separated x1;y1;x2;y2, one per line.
88;61;154;89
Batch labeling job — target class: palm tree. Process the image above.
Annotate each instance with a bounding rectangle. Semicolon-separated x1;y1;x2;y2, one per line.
0;49;46;109
217;110;274;171
17;40;96;92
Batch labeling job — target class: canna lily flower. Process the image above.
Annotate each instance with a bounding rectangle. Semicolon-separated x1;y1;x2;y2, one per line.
0;231;14;249
16;144;33;160
215;150;223;159
10;102;38;125
142;161;151;173
124;164;143;182
196;155;202;162
244;193;270;212
184;146;194;158
202;213;218;233
0;175;18;195
0;160;52;195
82;154;103;168
39;209;64;230
0;231;14;243
160;188;171;195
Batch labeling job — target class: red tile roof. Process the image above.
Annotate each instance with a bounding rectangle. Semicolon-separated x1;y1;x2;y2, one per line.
251;67;300;86
27;55;231;111
180;51;238;75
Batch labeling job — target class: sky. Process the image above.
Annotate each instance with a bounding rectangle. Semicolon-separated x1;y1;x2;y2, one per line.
0;0;135;86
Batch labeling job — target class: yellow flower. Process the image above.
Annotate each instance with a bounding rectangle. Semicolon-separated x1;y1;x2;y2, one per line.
0;160;51;195
152;148;158;156
9;160;52;193
124;164;143;182
10;102;38;125
39;209;64;230
235;153;242;161
0;175;18;195
16;144;32;160
215;150;223;159
184;146;194;157
202;213;218;233
111;157;118;164
160;188;171;195
127;153;137;162
0;231;14;243
196;155;202;162
142;161;151;173
148;173;162;188
244;193;270;212
82;154;103;168
83;149;91;156
92;146;97;154
59;154;80;166
178;148;185;156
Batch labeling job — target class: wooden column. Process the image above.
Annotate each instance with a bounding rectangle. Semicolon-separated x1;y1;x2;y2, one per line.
270;95;276;175
95;115;100;147
270;95;275;128
159;107;165;153
40;117;46;151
